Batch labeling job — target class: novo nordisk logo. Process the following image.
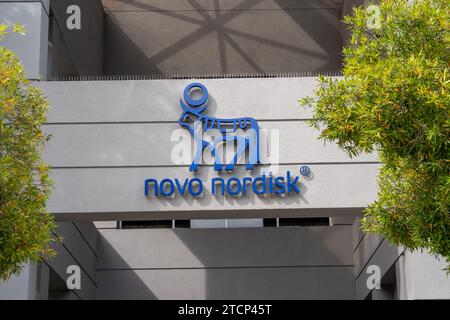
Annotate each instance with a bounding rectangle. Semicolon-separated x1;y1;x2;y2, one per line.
144;83;310;198
178;82;260;172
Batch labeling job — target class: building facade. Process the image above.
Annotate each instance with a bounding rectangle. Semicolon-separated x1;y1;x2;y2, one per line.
0;0;448;300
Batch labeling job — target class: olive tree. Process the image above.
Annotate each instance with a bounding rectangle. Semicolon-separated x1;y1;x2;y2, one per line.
300;0;449;265
0;24;56;281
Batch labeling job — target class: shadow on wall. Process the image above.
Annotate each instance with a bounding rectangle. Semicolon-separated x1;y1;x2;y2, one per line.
103;0;344;75
171;226;355;300
95;232;157;299
95;225;355;299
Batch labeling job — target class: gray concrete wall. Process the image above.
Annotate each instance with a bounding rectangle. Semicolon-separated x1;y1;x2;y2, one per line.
400;251;450;300
102;0;346;75
0;0;49;79
0;263;38;299
96;226;355;299
36;77;379;221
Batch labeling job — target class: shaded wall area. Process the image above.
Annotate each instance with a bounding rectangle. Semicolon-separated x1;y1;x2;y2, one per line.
47;0;104;77
352;219;450;300
0;1;364;77
102;0;347;75
0;221;98;300
95;226;355;299
0;0;359;77
44;222;98;300
0;0;103;79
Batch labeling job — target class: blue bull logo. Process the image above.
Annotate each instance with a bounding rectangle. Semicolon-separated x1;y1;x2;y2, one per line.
178;83;261;172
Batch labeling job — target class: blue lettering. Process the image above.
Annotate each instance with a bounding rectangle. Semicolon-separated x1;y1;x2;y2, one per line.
144;178;158;196
212;177;225;195
175;178;189;195
268;174;274;194
286;171;300;193
242;177;252;195
160;178;175;197
274;176;286;194
252;174;266;195
144;171;302;198
227;177;242;196
188;177;203;196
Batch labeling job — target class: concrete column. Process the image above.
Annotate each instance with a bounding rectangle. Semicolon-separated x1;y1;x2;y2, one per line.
0;0;50;79
36;263;50;300
401;251;450;300
394;254;408;300
0;263;38;300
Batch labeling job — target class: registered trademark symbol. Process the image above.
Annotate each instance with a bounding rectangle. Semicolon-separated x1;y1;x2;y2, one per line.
299;166;311;178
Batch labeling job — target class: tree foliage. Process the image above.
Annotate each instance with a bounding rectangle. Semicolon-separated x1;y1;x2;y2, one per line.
300;0;449;264
0;24;55;281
